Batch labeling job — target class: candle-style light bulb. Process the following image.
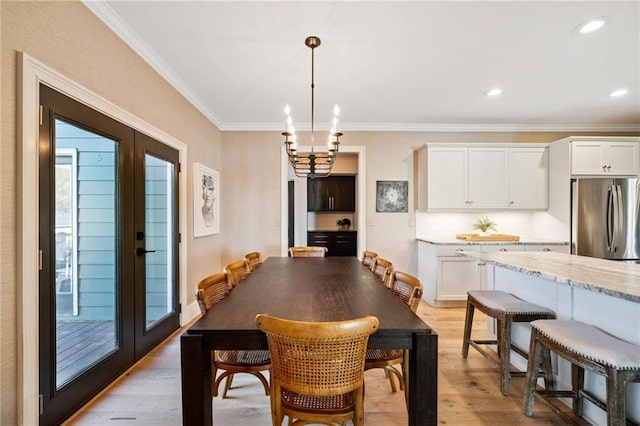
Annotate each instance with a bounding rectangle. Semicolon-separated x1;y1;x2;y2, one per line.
284;104;291;116
333;104;340;116
286;115;293;132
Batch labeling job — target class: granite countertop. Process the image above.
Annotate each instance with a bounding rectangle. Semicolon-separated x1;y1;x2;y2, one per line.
416;236;569;245
459;250;640;303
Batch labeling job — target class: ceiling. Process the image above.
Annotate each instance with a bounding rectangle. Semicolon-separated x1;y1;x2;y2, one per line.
85;1;640;133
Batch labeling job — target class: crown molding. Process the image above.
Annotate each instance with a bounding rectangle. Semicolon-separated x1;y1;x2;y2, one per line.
82;0;224;129
220;121;640;133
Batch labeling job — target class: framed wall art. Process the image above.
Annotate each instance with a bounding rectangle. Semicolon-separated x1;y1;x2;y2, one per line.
193;162;219;236
376;180;408;212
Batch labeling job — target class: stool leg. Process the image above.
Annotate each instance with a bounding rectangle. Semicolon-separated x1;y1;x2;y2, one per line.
606;368;626;426
462;299;475;358
540;345;554;391
523;329;541;417
499;315;512;396
572;363;584;417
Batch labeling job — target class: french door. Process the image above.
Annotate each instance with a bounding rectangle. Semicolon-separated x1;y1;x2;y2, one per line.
38;85;180;425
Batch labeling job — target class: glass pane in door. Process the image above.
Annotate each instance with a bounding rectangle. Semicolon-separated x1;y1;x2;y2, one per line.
144;154;175;329
55;119;118;388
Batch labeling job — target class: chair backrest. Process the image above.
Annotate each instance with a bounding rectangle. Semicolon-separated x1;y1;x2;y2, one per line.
288;246;328;257
371;257;394;287
244;251;263;271
224;259;251;288
390;271;423;312
361;251;378;270
255;314;379;396
195;272;229;314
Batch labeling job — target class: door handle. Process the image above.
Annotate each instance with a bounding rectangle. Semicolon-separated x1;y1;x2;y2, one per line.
136;248;156;256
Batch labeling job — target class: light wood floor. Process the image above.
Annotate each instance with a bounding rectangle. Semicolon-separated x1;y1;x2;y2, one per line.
65;302;570;425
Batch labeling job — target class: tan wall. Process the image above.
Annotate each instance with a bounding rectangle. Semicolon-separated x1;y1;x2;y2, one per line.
1;2;222;422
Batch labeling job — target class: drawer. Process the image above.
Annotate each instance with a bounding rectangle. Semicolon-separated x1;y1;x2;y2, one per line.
524;244;570;253
481;244;525;252
436;245;473;257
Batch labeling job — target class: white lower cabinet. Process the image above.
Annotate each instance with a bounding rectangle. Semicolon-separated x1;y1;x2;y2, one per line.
418;241;568;306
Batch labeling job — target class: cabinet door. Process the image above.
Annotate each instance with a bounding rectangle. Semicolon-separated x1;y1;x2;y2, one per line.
307;179;331;211
571;142;606;175
468;148;508;209
331;176;356;211
427;147;468;209
508;147;548;209
333;232;357;256
607;141;638;175
436;257;478;301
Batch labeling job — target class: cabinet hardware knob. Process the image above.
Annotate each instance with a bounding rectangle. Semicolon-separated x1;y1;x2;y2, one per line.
499;248;508;252
477;262;486;266
455;249;464;253
542;248;551;252
509;201;514;204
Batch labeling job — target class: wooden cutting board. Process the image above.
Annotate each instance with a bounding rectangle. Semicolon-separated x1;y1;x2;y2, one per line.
455;233;520;241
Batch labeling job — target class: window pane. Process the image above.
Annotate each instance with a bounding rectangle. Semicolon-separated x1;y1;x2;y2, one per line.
144;154;174;329
55;119;118;389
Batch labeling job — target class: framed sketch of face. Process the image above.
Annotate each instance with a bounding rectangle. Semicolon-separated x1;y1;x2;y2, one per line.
193;162;219;236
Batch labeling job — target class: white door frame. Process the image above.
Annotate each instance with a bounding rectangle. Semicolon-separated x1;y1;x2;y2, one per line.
18;52;189;425
280;145;366;256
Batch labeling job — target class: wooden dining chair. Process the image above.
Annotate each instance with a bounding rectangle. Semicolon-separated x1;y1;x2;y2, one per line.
195;273;270;399
371;257;394;287
365;271;422;406
361;250;378;271
256;314;379;426
224;258;251;288
244;251;263;271
288;246;328;257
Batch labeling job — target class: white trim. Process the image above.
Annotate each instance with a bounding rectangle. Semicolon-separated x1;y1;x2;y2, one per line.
82;0;223;130
209;121;640;133
18;52;189;425
280;146;366;256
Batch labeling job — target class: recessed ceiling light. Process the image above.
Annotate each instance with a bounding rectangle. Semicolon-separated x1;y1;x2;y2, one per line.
610;89;629;97
576;18;606;34
486;88;502;97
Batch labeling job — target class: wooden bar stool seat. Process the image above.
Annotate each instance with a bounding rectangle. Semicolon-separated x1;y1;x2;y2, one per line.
524;319;640;425
462;290;556;396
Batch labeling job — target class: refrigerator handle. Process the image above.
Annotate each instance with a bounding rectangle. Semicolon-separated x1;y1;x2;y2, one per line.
611;185;622;253
607;185;615;251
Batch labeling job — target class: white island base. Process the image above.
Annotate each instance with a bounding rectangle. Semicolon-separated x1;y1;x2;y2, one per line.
460;251;640;425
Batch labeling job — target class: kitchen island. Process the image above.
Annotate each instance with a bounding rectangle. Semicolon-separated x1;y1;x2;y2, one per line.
459;250;640;425
416;237;569;306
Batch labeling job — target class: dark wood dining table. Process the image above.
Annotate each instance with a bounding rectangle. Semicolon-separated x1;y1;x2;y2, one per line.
180;256;438;425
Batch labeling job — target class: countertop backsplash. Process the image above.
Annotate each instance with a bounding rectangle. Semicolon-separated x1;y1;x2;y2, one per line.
416;211;568;242
308;212;356;231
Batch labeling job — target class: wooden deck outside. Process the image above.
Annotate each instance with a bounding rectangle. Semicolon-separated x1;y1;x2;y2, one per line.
56;320;116;387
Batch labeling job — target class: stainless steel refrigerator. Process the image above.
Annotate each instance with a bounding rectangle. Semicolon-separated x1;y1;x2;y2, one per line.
571;178;640;260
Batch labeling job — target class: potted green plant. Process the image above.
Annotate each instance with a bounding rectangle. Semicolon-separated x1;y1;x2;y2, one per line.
337;218;351;230
472;216;497;236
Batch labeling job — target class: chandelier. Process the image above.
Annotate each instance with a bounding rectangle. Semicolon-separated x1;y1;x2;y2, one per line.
283;36;342;179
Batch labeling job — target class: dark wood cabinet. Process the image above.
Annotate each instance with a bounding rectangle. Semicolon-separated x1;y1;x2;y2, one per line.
307;231;357;257
307;175;356;212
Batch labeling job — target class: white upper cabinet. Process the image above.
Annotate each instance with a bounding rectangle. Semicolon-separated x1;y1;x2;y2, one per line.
508;147;548;209
426;146;468;209
421;144;548;211
571;140;639;175
467;147;509;209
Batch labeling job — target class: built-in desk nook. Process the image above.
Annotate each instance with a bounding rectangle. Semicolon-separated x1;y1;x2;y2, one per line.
459;250;640;425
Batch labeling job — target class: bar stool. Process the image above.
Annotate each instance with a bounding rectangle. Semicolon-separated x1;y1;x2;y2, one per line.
462;290;556;396
524;319;640;426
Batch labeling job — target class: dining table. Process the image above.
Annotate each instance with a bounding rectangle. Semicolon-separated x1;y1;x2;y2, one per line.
180;256;438;425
